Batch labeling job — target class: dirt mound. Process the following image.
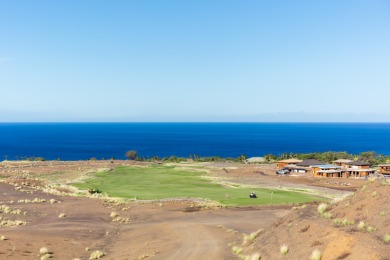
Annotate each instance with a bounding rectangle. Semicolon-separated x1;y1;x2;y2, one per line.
240;180;390;259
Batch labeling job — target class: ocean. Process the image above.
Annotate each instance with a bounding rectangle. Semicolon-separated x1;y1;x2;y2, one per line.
0;123;389;160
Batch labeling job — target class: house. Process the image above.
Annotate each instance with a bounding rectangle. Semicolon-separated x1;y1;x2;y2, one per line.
283;164;307;173
332;159;353;167
296;159;324;167
379;164;390;175
346;168;376;178
312;164;344;177
345;161;375;177
277;158;302;169
246;157;266;164
345;161;371;169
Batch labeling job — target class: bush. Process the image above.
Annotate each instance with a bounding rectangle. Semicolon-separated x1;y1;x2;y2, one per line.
367;226;376;233
232;246;243;255
125;150;138;160
280;245;289;255
357;221;366;230
88;188;102;194
243;229;262;244
317;203;328;214
89;250;105;259
384;234;390;243
333;218;354;226
311;249;322;260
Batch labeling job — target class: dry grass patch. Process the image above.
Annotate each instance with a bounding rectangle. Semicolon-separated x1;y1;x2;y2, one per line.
310;249;322;260
49;199;58;204
317;203;328;214
89;250;105;259
39;247;53;259
243;229;263;245
333;218;355;226
0;219;27;227
244;253;261;260
357;221;366;230
366;226;376;233
232;246;243;255
280;244;289;255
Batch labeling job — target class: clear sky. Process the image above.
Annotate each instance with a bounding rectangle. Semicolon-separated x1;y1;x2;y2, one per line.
1;0;389;122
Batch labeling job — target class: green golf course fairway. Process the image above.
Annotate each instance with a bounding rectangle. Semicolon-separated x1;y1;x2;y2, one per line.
74;166;321;206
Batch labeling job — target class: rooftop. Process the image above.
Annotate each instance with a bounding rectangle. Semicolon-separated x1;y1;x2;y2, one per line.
246;157;266;163
347;161;371;166
297;159;324;166
278;158;302;163
317;170;343;173
333;159;353;163
346;168;376;172
316;164;341;169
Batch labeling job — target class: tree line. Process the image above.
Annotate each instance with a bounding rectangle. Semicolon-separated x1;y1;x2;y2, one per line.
126;150;390;165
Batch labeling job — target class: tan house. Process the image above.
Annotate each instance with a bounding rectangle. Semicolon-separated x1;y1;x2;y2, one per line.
346;168;376;178
312;164;344;178
345;161;375;177
277;158;302;169
379;164;390;175
346;161;371;169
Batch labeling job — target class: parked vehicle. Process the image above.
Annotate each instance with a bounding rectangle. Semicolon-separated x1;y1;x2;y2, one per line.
276;168;290;175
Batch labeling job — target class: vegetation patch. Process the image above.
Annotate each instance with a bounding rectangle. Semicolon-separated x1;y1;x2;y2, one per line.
357;221;366;230
232;246;243;255
89;250;105;259
310;249;322;260
280;244;289;255
243;229;263;245
317;203;328;215
333;218;355;226
73;166;320;206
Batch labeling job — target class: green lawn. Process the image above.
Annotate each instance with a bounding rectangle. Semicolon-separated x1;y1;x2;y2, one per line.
73;166;321;206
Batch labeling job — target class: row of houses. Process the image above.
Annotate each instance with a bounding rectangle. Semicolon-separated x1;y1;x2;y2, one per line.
277;158;390;178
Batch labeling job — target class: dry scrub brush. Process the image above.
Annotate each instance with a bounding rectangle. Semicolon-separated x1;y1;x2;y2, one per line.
89;250;105;259
280;244;289;255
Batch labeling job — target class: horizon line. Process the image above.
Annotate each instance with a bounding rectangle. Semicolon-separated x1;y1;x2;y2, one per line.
1;121;390;124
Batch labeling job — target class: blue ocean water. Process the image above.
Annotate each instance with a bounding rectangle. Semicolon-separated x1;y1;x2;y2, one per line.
0;123;389;160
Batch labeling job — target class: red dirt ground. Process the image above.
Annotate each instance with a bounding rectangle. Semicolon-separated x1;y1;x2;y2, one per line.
1;160;385;259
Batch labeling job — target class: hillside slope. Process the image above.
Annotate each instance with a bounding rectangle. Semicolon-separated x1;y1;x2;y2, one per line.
240;179;390;260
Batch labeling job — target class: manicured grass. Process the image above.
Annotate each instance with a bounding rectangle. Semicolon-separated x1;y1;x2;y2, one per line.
74;166;320;206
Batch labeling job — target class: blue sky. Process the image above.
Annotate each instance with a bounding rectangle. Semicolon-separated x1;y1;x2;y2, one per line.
0;1;389;122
